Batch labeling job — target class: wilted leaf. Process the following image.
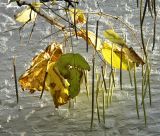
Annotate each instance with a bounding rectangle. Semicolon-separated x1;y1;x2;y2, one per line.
123;47;145;66
45;62;70;108
101;42;134;70
19;42;63;93
103;29;127;47
14;2;42;23
77;29;102;50
68;8;86;25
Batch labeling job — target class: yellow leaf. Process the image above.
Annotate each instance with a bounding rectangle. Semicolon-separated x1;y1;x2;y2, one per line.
101;42;134;70
103;29;127;47
69;8;86;25
45;62;70;108
14;2;42;23
77;29;102;50
19;42;63;93
103;29;145;67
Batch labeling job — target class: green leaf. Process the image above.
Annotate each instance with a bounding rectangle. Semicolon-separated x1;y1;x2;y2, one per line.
56;53;90;98
56;53;90;77
103;29;127;47
68;68;83;98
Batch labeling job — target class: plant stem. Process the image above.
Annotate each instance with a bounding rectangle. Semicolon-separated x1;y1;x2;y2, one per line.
13;57;19;104
134;63;140;119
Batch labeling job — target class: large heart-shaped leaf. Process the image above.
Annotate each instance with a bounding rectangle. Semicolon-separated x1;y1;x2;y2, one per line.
56;53;90;98
56;53;90;77
68;68;83;98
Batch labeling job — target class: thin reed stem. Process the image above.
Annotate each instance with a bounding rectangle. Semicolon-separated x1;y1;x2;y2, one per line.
133;63;140;119
13;57;19;104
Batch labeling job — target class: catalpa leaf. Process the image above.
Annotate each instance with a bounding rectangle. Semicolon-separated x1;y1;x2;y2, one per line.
68;68;83;98
103;29;127;47
68;8;86;25
56;53;90;78
14;2;42;23
56;53;90;98
19;42;63;93
101;42;134;70
77;29;102;50
45;62;70;108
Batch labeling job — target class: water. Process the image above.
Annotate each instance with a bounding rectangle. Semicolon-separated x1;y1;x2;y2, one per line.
0;0;160;135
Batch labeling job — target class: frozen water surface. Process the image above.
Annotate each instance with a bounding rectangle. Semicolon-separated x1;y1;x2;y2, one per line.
0;0;160;136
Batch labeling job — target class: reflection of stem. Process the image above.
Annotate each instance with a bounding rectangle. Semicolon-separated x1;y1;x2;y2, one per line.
96;73;101;123
84;71;89;100
127;60;133;86
141;65;147;126
101;66;107;93
111;44;115;87
91;21;99;129
102;89;105;124
133;63;140;119
142;63;151;106
91;57;95;129
148;64;151;106
110;81;114;104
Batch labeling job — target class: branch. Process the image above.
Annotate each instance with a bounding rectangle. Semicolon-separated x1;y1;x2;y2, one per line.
16;0;65;31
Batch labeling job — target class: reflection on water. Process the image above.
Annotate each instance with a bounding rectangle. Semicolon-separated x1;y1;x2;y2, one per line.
0;0;160;135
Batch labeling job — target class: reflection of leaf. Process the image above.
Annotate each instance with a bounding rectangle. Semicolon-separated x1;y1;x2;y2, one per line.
68;68;83;98
103;29;127;47
101;42;134;70
45;62;70;108
69;8;86;25
14;2;42;23
56;53;90;98
19;42;63;93
77;29;102;50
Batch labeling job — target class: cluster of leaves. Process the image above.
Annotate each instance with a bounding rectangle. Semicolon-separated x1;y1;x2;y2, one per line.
19;42;90;107
13;1;146;108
